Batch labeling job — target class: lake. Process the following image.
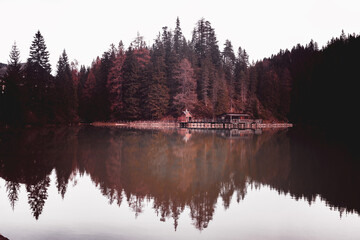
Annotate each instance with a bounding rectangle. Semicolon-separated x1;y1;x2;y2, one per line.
0;126;359;239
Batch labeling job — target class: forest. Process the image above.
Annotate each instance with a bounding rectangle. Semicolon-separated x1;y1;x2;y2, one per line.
0;17;359;126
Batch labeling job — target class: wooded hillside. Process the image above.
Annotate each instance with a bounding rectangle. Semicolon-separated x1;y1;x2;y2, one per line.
1;19;359;126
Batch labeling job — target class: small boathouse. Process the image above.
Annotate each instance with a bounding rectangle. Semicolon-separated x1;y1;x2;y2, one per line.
180;112;263;130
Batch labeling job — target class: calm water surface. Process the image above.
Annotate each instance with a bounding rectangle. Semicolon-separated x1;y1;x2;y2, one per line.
0;126;359;239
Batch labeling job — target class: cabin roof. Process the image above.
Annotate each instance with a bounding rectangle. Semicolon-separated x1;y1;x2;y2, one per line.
183;109;192;117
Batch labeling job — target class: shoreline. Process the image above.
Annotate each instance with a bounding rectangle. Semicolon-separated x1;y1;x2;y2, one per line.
91;121;179;129
0;120;293;130
90;121;293;129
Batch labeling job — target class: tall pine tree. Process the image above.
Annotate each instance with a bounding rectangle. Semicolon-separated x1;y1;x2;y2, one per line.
25;30;53;124
55;50;78;123
77;65;90;121
107;41;126;120
192;18;221;115
143;38;169;119
3;42;24;125
234;47;250;110
121;46;141;120
173;17;183;59
28;30;51;73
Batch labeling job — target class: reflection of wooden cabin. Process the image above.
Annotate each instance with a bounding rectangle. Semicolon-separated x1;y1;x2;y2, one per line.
220;129;255;139
217;113;252;123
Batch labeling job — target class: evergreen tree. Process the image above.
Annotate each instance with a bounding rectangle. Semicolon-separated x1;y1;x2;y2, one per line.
258;68;280;116
192;18;221;112
222;40;236;108
3;42;24;125
161;27;177;114
133;38;151;119
278;68;292;120
237;47;249;71
28;30;51;73
25;30;53;124
107;41;126;120
239;70;250;110
92;49;114;121
121;46;141;120
248;63;258;97
207;26;221;68
55;50;78;123
234;47;250;109
222;40;235;82
7;42;21;72
192;19;209;103
144;40;169;119
6;181;20;210
173;17;184;59
214;77;230;115
82;67;97;122
193;18;208;60
26;177;50;220
77;65;90;121
196;58;210;103
70;60;80;117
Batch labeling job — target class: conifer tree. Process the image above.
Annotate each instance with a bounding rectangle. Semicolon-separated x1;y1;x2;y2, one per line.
6;181;20;210
132;38;151;118
234;47;250;109
192;18;221;112
55;50;78;123
25;30;53;123
28;30;51;73
207;26;221;68
222;40;235;84
26;177;50;220
3;42;23;125
121;46;141;120
222;40;236;107
248;63;258;97
83;68;97;122
77;65;89;121
160;27;177;114
92;49;114;121
278;68;292;120
214;77;230;115
144;40;169;119
107;41;126;120
174;17;183;58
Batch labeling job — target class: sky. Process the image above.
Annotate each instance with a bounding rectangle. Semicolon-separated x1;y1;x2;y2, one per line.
1;0;360;73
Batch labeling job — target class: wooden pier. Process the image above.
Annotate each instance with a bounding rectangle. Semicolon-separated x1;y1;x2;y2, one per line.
179;113;292;130
180;121;292;129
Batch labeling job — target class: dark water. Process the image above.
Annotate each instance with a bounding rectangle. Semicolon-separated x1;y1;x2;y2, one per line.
0;126;359;239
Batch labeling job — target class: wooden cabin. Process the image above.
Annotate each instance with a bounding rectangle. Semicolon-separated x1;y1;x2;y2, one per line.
183;109;192;122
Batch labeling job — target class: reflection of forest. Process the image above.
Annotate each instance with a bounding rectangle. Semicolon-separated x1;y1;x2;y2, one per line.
0;127;359;229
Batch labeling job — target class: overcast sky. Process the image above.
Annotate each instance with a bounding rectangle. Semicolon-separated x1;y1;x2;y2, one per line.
1;0;360;73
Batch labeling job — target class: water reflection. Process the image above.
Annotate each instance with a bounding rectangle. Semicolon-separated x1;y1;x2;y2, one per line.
0;126;359;230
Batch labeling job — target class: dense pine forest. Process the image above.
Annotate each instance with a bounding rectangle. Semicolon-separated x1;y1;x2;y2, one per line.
0;18;359;126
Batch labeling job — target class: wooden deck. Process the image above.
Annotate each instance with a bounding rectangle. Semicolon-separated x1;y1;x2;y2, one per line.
180;120;292;129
